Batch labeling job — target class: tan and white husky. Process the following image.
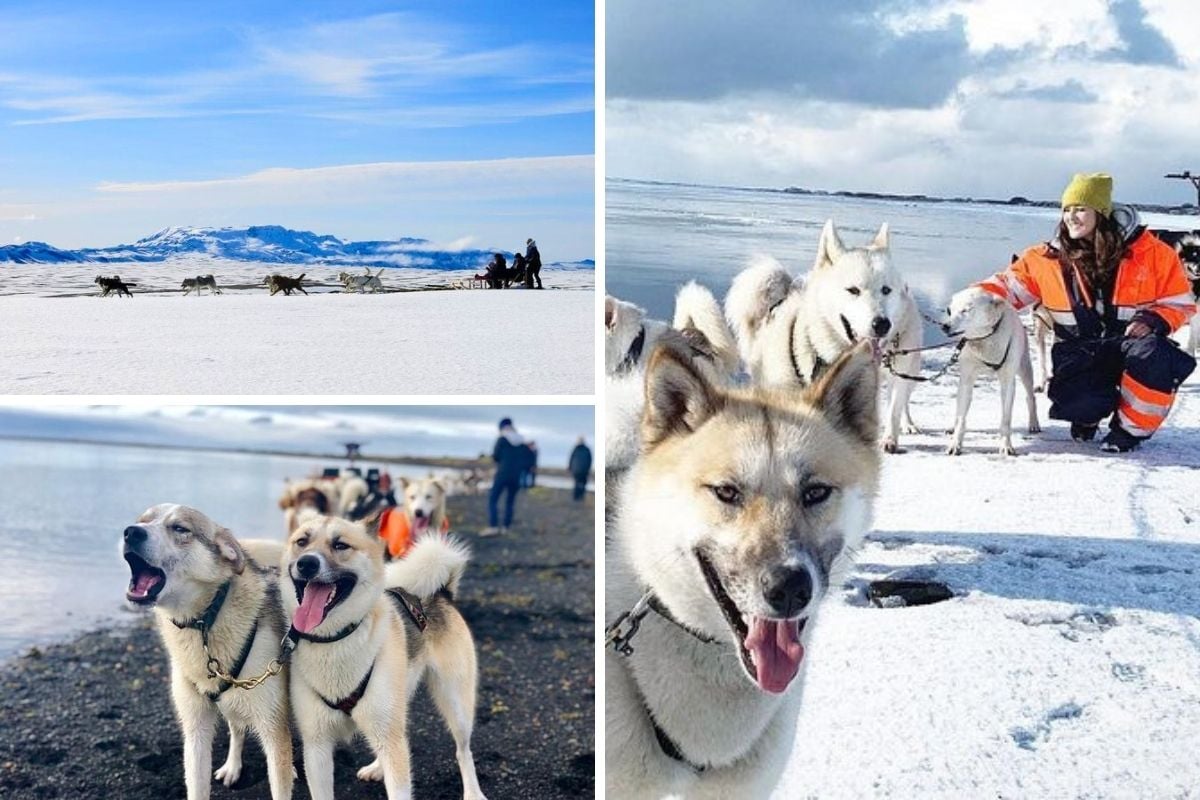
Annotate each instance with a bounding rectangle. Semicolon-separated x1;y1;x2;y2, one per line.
605;339;883;798
280;515;486;800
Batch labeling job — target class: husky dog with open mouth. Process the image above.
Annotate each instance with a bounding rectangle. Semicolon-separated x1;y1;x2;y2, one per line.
605;341;882;798
726;220;923;452
400;476;449;537
281;515;487;800
120;504;293;800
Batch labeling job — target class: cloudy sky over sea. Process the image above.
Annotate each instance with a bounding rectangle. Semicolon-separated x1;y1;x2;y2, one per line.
0;0;594;258
607;0;1200;206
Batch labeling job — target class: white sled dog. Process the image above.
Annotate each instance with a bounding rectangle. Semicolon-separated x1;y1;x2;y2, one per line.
605;282;739;474
606;340;882;799
942;286;1041;456
281;515;486;800
726;220;922;452
120;504;294;800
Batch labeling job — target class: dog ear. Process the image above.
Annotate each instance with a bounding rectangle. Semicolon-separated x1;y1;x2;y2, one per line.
642;335;723;449
398;476;410;491
814;219;846;269
806;341;879;447
431;479;446;494
605;296;620;331
870;222;890;250
214;528;246;575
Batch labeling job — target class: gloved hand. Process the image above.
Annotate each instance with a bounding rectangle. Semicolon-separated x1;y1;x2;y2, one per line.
1125;321;1153;338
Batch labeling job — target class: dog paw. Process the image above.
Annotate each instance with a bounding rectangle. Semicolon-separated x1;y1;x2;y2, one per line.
357;759;384;782
945;445;962;456
901;423;921;435
215;760;242;787
882;440;906;454
1028;422;1042;434
998;444;1017;457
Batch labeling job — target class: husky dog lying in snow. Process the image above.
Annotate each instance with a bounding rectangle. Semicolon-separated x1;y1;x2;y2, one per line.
181;274;222;296
605;283;739;477
941;286;1041;456
338;268;384;294
264;273;307;296
725;220;922;452
95;274;136;298
606;340;882;798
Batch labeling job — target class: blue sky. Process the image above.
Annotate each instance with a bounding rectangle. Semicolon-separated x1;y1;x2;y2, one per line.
0;0;594;257
608;0;1200;207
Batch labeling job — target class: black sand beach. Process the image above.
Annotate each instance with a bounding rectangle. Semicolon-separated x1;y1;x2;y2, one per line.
0;488;595;799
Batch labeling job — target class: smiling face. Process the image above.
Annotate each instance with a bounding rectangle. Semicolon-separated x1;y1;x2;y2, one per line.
1062;205;1099;240
282;516;385;635
120;504;244;612
942;286;1006;337
402;478;447;536
626;340;880;694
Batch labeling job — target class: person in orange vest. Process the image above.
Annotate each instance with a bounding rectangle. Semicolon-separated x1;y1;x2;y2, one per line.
974;173;1196;452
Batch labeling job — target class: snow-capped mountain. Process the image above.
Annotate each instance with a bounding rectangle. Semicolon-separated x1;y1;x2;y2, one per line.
0;225;591;270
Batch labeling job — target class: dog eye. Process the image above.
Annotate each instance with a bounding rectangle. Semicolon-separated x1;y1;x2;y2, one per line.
295;537;309;548
170;524;189;534
846;287;861;296
709;484;743;505
882;286;892;295
333;541;350;551
801;484;833;507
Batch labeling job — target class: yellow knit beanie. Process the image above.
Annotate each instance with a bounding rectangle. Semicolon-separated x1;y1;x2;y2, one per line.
1060;173;1113;214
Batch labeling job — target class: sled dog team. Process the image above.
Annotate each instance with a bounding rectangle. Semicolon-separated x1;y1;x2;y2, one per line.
121;501;487;800
604;208;1196;797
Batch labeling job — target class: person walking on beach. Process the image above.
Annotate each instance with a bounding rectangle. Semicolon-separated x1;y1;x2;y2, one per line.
968;173;1196;452
482;417;532;536
568;437;592;501
525;238;543;289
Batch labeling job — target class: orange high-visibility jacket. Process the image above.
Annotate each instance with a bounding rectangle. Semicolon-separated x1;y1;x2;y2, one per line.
377;508;451;559
979;229;1195;332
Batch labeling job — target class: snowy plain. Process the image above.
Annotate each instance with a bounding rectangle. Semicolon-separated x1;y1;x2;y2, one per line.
771;332;1200;799
0;258;594;394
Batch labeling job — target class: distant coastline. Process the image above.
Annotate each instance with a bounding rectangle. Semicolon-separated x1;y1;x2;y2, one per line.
610;176;1200;217
0;433;576;479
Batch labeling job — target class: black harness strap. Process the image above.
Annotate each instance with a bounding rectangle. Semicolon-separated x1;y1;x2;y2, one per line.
171;580;232;634
646;596;716;644
206;617;260;701
286;618;363;645
616;325;646;374
318;663;375;715
385;587;430;632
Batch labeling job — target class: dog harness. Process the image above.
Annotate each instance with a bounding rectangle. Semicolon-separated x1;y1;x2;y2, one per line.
171;580;262;701
291;587;432;715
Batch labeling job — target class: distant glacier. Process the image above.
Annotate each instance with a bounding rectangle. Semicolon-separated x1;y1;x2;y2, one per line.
0;225;595;271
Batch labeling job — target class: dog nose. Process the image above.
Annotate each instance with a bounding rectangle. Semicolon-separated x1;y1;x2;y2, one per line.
871;316;891;337
414;509;426;518
124;525;147;544
296;554;321;579
760;566;813;618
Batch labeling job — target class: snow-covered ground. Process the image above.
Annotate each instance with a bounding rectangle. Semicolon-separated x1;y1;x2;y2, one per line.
0;261;594;393
775;334;1200;798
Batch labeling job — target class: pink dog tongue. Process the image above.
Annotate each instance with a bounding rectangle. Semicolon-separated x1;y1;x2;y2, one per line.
131;572;159;597
413;516;430;536
743;617;804;694
293;582;334;633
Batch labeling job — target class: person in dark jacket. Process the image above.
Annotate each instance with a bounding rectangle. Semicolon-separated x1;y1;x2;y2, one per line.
568;437;592;500
525;238;543;289
973;173;1196;452
483;418;532;535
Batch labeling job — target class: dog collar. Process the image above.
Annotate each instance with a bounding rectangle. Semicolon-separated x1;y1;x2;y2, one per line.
286;618;364;645
605;590;716;657
616;325;646;374
172;580;233;633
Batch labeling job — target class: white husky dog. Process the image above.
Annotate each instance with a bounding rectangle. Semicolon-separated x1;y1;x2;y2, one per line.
726;220;923;452
605;282;739;474
942;286;1041;456
606;339;881;798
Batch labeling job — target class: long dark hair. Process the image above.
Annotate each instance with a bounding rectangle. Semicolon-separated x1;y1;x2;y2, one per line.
1054;213;1126;300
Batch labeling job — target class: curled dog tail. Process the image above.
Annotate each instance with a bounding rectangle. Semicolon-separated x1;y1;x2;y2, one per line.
673;281;739;376
384;534;469;599
724;255;794;365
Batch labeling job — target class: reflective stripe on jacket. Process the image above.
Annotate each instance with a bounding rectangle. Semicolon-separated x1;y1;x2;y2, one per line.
978;229;1195;333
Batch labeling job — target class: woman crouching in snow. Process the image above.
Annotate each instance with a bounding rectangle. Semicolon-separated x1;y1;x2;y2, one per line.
970;173;1196;452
